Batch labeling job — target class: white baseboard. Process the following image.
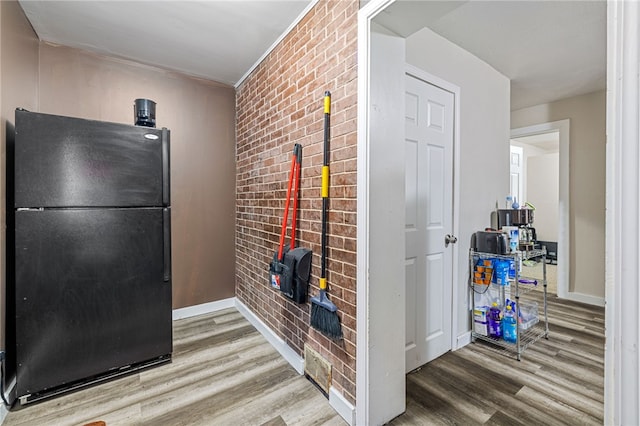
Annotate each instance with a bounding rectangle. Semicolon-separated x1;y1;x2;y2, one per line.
0;404;7;424
329;386;356;426
234;300;304;375
456;331;472;349
172;297;236;320
565;291;605;307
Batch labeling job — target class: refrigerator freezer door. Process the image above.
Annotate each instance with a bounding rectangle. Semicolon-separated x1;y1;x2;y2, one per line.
14;208;172;398
14;110;170;208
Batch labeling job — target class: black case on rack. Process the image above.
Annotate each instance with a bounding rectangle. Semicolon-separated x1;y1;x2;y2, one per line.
280;247;312;303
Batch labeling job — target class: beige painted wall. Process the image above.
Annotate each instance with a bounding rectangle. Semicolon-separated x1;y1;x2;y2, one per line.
0;0;39;351
511;90;606;298
37;43;237;308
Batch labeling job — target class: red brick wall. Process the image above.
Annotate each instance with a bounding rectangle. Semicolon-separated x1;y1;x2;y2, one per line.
236;0;358;404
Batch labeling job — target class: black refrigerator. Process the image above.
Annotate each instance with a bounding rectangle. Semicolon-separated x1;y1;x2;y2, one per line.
6;109;172;406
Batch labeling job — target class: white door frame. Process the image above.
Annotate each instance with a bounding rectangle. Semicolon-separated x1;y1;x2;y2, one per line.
405;64;461;359
605;1;640;424
511;120;569;300
357;8;407;425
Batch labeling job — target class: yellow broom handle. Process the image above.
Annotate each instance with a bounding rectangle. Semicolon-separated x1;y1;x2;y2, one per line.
322;166;329;198
319;277;327;290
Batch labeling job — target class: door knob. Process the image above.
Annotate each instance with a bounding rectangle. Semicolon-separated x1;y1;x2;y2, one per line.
445;234;458;247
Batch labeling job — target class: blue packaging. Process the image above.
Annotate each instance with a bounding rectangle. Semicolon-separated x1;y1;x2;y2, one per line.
509;259;516;279
493;260;510;285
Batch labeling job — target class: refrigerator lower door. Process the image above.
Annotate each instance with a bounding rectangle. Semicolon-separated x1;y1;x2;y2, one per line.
14;208;172;400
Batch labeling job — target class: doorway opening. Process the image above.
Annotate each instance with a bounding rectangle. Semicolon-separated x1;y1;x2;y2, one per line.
510;130;559;295
511;120;569;299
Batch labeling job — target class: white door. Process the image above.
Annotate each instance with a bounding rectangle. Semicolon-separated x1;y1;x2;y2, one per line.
510;145;524;206
404;74;455;373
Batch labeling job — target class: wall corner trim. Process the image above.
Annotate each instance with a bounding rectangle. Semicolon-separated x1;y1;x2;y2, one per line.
329;386;356;426
234;300;304;375
172;297;236;320
456;331;472;350
234;0;320;88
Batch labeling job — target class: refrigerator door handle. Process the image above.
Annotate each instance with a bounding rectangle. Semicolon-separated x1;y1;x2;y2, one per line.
162;128;171;206
163;208;171;282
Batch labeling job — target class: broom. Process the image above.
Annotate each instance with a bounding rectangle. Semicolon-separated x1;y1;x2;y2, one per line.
310;91;343;340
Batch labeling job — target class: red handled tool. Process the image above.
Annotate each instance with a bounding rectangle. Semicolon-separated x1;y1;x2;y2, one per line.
270;144;302;292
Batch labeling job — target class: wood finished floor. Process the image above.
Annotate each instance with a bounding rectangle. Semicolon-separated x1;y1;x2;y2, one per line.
392;291;605;425
3;292;604;426
3;309;346;426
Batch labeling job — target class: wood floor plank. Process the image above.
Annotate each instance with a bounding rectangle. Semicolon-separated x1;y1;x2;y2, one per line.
223;376;341;426
514;364;603;419
485;409;529;426
532;367;604;404
436;351;524;395
391;398;453;426
407;367;496;423
515;386;601;425
261;416;288;426
553;347;604;371
404;379;483;425
136;348;288;419
534;337;603;365
138;362;296;425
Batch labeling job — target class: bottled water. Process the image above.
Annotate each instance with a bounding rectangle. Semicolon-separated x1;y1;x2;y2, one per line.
503;304;517;343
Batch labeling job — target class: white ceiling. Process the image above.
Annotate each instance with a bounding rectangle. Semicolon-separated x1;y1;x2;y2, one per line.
19;0;606;110
18;0;314;87
375;0;607;110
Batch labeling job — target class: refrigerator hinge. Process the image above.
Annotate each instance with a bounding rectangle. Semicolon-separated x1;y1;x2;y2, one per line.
19;394;31;405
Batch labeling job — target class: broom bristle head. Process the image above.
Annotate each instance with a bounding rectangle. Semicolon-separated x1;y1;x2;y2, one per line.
311;302;343;340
